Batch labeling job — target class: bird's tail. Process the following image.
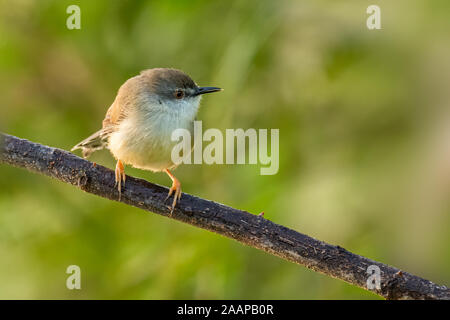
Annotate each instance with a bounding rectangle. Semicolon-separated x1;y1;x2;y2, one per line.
71;129;109;158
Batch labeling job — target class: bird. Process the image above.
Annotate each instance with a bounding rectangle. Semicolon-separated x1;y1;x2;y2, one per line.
71;68;222;212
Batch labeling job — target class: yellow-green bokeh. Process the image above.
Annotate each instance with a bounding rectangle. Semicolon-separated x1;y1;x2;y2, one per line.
1;0;449;299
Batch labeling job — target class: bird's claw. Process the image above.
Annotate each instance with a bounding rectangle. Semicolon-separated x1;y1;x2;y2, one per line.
165;180;182;216
115;160;126;201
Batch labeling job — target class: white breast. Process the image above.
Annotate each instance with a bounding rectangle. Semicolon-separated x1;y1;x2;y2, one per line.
108;96;200;172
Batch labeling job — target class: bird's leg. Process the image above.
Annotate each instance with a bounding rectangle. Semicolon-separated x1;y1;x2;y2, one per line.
164;168;182;214
115;159;126;200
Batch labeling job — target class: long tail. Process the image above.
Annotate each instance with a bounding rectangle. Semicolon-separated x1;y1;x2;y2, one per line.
71;129;109;158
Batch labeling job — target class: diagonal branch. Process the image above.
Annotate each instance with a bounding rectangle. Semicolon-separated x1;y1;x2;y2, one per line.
1;132;449;300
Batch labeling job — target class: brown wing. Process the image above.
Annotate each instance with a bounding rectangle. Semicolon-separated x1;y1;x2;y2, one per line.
102;100;123;130
102;74;143;131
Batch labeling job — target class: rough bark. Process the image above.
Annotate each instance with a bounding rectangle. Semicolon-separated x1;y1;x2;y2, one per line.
1;132;449;300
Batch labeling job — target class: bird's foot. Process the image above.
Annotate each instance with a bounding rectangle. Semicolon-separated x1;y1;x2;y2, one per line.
164;169;182;216
115;160;126;200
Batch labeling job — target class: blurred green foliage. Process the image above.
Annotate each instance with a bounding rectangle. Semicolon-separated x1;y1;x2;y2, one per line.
1;0;450;299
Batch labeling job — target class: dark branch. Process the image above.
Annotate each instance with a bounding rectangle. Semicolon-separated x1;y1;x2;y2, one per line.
1;132;449;300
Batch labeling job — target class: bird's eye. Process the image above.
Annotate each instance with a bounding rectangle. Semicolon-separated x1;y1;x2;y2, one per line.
174;89;184;99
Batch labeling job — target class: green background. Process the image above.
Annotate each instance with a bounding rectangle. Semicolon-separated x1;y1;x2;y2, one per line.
1;0;449;299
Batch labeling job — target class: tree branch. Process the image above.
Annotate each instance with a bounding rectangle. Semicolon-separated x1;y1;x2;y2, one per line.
1;132;449;300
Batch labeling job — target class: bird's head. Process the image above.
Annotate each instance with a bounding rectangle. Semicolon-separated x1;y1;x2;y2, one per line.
139;68;222;117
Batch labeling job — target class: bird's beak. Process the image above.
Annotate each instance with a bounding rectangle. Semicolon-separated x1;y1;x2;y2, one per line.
194;86;222;96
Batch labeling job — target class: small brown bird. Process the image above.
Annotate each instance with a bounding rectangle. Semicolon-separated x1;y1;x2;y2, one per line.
71;68;221;212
